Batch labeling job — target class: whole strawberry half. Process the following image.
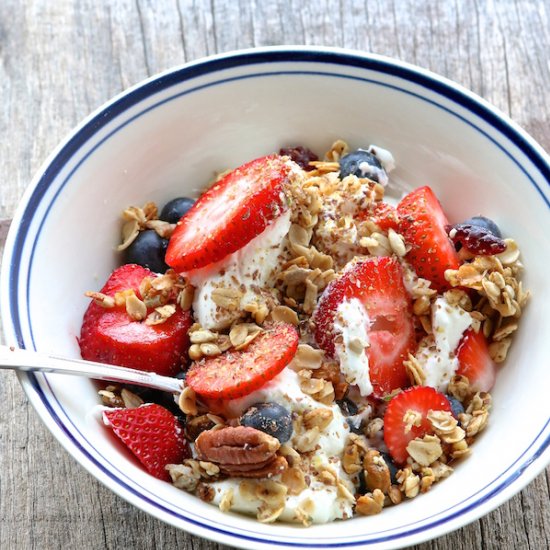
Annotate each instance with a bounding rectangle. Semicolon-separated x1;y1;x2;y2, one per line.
312;256;416;398
384;386;452;465
397;186;460;292
103;403;189;481
166;155;292;272
79;264;192;376
456;328;496;392
186;323;299;400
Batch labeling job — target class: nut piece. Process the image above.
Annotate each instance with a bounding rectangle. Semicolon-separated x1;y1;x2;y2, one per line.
126;292;147;321
406;435;443;467
356;489;385;516
211;287;243;310
270;305;300;326
281;466;307;496
195;426;285;478
178;386;198;416
121;388;144;409
363;449;391;494
396;467;420;499
85;291;115;308
291;344;324;370
303;408;334;431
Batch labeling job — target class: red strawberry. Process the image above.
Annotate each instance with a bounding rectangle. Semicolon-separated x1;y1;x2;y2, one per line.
384;386;452;465
166;155;291;272
79;264;192;376
456;328;496;392
103;404;189;481
370;202;399;231
312;257;416;397
397;186;461;292
186;323;299;399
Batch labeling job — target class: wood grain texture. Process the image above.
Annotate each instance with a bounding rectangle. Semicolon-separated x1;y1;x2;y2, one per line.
0;1;548;549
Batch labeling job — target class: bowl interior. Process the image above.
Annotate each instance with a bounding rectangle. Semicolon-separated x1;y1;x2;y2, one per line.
4;51;550;548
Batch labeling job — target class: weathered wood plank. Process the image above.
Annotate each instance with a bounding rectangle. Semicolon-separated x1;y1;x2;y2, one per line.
0;1;548;549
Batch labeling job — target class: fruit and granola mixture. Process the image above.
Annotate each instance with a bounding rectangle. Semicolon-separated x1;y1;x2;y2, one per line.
80;140;528;524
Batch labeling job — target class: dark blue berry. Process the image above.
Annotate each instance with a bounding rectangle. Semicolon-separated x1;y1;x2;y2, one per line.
159;197;195;224
240;402;293;443
337;398;358;417
380;451;399;484
357;470;367;495
125;385;182;417
461;216;502;238
125;230;169;273
347;417;364;434
446;395;465;419
339;149;384;182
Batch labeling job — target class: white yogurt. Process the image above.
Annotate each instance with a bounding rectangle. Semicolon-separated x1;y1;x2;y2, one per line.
186;210;291;330
417;297;473;391
368;144;396;176
333;298;373;397
209;451;354;524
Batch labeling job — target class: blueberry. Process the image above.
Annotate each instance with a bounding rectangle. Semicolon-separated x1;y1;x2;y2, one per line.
461;216;502;238
339;149;384;182
380;451;399;484
159;197;195;224
347;416;364;435
357;470;367;495
125;385;182;417
336;398;358;417
125;230;169;273
240;402;293;443
446;395;465;419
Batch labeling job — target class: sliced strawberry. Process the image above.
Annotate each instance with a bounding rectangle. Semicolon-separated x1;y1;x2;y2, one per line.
370;202;399;231
103;403;189;481
166;155;291;272
79;264;192;376
312;257;416;397
397;186;460;292
186;323;299;399
456;328;496;392
384;386;452;465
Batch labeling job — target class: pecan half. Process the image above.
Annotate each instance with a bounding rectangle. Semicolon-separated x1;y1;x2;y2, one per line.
195;426;286;478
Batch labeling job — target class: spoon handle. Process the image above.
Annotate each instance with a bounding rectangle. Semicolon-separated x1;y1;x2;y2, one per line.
0;345;184;394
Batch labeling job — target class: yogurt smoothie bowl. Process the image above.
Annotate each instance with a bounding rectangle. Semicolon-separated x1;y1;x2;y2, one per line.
79;140;528;525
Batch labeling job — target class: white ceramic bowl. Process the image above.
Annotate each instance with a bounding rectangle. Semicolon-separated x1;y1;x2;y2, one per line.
2;46;549;549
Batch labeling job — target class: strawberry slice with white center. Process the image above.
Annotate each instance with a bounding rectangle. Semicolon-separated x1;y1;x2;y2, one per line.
456;328;496;392
397;186;461;292
166;155;292;272
312;256;416;398
103;403;189;481
384;386;452;465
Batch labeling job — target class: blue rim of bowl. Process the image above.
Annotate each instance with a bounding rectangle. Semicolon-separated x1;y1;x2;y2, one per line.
3;47;550;548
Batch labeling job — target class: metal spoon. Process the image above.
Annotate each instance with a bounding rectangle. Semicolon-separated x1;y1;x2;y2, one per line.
0;344;184;394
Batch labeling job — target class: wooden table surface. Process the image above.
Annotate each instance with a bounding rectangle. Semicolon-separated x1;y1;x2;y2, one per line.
1;1;549;549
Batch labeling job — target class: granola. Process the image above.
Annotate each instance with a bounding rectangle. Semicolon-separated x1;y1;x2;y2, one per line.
92;140;528;526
